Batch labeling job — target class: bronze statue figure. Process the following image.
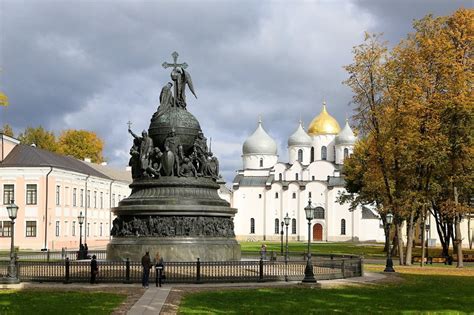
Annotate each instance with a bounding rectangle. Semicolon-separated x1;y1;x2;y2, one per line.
129;128;154;176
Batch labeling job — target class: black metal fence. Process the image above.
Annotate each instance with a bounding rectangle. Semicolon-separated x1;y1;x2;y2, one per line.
0;256;363;284
0;250;108;262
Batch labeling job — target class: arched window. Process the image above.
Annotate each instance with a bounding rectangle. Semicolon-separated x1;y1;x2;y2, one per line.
250;218;255;234
275;192;279;199
292;218;297;234
310;147;315;162
292;192;296;199
344;148;349;159
274;219;280;234
295;173;299;181
278;173;282;181
308;192;312;198
314;207;325;219
259;159;263;167
298;149;303;162
321;146;327;160
341;219;346;235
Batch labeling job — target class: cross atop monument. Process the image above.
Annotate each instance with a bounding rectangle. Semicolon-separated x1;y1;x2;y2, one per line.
162;51;188;71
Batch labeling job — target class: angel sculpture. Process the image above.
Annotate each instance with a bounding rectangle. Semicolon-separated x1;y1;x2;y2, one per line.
171;67;197;109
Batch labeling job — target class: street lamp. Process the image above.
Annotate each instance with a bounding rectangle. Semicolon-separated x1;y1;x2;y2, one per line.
384;212;395;272
302;199;317;283
280;221;284;255
1;200;19;283
78;211;85;259
284;213;291;262
425;224;430;262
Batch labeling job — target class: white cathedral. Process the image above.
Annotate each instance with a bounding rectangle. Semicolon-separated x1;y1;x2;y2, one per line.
227;103;385;243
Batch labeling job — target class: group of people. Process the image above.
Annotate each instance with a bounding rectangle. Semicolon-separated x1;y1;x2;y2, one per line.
128;127;220;180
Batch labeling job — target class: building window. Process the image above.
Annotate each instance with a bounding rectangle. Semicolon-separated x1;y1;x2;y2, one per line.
26;184;37;205
292;192;296;199
275;192;279;199
278;173;282;181
100;223;103;237
26;221;37;237
311;147;315;162
344;148;349;159
73;188;77;207
292;218;296;234
1;221;11;237
72;221;76;237
295;173;299;181
274;219;279;234
87;190;91;207
3;184;14;205
298;149;303;162
308;192;312;198
94;191;97;208
250;218;255;234
321;146;327;160
341;219;346;235
312;176;315;181
100;192;103;209
259;159;263;167
80;189;84;207
55;186;60;205
55;221;60;237
314;207;325;219
258;194;262;199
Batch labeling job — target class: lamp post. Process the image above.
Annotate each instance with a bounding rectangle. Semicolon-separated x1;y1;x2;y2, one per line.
78;211;85;259
284;213;290;262
425;224;430;262
384;213;395;272
1;200;19;283
302;199;316;283
280;221;284;255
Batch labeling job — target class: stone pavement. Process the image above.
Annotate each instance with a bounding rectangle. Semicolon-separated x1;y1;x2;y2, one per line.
126;272;387;315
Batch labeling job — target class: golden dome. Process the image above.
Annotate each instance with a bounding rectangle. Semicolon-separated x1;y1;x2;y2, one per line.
307;102;341;135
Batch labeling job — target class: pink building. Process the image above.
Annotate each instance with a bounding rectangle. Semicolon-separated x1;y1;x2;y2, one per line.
0;133;131;250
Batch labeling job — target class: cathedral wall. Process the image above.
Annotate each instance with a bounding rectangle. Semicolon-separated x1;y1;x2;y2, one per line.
335;144;354;165
242;154;278;169
311;134;336;162
306;161;336;181
288;146;311;165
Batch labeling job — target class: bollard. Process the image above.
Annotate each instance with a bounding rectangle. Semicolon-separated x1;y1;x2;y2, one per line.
47;250;50;262
259;258;264;281
124;258;131;284
64;258;70;284
196;258;201;284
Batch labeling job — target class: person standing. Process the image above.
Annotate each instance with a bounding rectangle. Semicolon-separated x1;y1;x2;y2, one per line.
260;244;267;260
90;255;98;284
141;252;152;288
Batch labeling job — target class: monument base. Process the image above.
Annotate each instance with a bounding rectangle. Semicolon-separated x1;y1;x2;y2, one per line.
107;237;241;262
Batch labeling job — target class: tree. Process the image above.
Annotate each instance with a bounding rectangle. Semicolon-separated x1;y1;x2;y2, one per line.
58;129;104;163
1;124;14;137
18;126;58;152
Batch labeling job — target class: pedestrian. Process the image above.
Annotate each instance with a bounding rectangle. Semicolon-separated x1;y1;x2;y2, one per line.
90;254;98;284
84;243;89;259
260;244;267;260
155;252;165;287
141;251;152;288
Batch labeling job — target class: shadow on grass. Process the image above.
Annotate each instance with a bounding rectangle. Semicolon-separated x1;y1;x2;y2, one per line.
179;274;474;314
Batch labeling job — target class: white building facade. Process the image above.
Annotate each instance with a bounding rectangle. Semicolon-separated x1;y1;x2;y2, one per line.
230;103;385;243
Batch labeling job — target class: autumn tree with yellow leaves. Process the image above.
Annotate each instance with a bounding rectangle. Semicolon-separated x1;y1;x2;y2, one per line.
341;8;473;267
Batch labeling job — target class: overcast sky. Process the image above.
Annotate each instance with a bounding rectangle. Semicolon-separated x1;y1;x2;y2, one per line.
0;0;470;182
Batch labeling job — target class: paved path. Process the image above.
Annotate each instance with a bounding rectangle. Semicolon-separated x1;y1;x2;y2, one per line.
126;272;386;314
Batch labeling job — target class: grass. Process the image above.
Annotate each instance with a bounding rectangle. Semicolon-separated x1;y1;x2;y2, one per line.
0;289;126;314
179;266;474;314
240;241;474;259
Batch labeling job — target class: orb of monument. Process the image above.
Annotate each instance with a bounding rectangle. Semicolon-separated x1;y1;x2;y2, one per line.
148;107;201;154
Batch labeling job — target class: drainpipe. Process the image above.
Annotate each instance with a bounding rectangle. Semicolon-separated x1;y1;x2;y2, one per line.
108;180;115;241
43;167;53;250
84;175;90;244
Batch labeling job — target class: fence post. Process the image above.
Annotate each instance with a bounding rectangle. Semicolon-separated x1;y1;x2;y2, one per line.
341;259;346;278
64;257;70;284
47;250;50;262
259;258;264;282
124;258;131;284
196;258;201;284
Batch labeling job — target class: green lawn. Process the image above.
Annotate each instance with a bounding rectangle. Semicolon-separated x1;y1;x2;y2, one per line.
179;273;474;314
240;241;474;259
0;290;126;314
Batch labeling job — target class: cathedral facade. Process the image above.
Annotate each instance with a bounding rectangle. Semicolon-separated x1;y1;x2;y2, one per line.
230;103;385;243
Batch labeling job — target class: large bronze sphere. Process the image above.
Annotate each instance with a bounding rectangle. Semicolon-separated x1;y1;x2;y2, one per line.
148;107;201;155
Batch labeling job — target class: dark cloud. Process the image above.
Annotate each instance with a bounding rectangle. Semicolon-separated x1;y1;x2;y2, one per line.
0;0;467;182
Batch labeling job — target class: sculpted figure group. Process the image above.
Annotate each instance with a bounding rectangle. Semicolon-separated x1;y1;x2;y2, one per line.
128;126;219;180
111;216;235;238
